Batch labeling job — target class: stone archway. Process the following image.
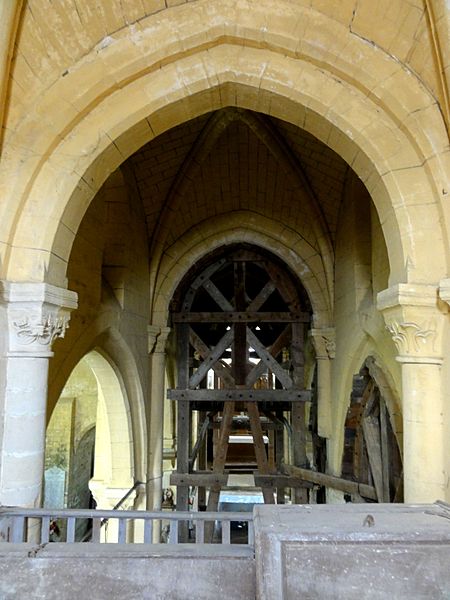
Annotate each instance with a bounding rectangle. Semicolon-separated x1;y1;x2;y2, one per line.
0;0;449;509
46;350;135;514
83;350;135;505
152;213;332;328
1;1;447;288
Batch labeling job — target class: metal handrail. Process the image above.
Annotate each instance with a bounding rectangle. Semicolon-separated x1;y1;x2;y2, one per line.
0;507;250;520
110;480;144;511
0;507;254;546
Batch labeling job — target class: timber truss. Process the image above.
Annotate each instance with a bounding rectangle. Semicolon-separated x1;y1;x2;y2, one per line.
168;247;313;529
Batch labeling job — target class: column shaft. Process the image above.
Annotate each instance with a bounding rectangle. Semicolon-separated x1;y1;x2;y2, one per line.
0;356;49;506
401;361;445;502
147;350;166;511
378;283;448;504
0;282;77;511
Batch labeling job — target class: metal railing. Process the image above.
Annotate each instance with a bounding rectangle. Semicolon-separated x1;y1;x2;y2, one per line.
0;507;254;546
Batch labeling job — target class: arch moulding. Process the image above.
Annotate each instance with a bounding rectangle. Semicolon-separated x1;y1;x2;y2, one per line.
1;0;448;287
151;211;332;329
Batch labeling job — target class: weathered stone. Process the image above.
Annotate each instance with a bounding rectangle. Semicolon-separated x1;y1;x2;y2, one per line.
254;503;450;599
0;543;255;600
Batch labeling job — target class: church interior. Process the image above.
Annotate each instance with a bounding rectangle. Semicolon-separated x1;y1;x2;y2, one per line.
0;1;449;597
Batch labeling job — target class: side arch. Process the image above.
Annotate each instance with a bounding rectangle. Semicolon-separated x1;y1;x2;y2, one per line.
83;349;134;489
330;330;402;476
341;355;403;502
49;319;147;486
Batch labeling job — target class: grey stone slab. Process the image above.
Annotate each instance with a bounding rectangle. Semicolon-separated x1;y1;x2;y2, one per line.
0;543;255;600
28;541;254;559
254;502;450;600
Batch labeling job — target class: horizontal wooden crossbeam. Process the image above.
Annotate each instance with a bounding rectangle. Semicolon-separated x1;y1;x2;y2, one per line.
254;475;313;489
172;311;310;323
170;472;314;490
282;464;378;501
167;389;311;402
170;472;229;487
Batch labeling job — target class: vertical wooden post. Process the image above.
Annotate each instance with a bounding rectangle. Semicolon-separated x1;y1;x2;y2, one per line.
176;323;190;541
247;401;275;503
233;261;247;386
197;410;207;510
380;398;391;502
275;409;285;504
205;401;235;540
268;428;275;471
291;323;308;503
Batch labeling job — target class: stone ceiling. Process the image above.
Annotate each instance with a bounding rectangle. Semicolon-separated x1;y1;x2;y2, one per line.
125;108;352;253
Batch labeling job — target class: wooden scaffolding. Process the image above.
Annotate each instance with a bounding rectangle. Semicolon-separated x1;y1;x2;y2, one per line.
168;248;313;537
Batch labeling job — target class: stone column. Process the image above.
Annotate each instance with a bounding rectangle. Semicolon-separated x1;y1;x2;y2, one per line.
146;325;171;513
378;284;446;503
309;328;335;439
0;282;77;508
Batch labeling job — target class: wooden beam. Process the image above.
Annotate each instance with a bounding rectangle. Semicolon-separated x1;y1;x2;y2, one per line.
247;328;293;389
206;401;235;521
211;419;280;430
282;464;378;501
203;278;233;311
291;322;308;503
265;262;301;311
247;401;274;504
363;415;384;502
173;311;310;323
379;398;391;502
183;258;226;310
363;383;378;417
189;413;213;470
170;472;228;487
275;409;286;504
189;329;234;387
197;410;208;508
188;328;234;389
175;323;190;541
247;280;276;311
168;389;311;402
254;475;313;489
246;325;291;387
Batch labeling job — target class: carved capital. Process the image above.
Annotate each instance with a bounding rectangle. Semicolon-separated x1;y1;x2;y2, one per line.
155;327;171;354
309;327;335;359
148;325;171;355
148;325;160;354
386;320;438;358
0;282;78;357
439;278;450;307
377;284;444;364
12;312;69;346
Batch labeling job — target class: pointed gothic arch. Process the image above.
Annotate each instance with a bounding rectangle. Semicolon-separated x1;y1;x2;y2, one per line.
1;1;447;287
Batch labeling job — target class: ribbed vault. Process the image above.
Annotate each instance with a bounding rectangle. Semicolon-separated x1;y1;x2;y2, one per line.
124;107;355;316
